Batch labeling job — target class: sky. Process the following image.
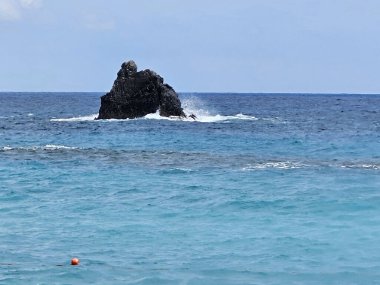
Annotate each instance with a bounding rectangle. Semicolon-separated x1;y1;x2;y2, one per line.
0;0;380;93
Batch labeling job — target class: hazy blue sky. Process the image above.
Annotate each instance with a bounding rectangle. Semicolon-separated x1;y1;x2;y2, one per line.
1;0;380;93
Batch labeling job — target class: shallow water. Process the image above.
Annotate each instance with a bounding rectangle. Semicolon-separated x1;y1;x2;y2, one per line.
0;93;380;284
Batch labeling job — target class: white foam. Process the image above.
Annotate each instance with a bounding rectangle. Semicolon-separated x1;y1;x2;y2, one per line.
341;164;380;170
144;111;179;121
181;96;258;122
43;145;78;150
361;164;380;169
1;145;78;151
49;97;259;123
243;161;305;170
50;114;98;122
144;96;257;122
143;111;257;123
192;113;258;123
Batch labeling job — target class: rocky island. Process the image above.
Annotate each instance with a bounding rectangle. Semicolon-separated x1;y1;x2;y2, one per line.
96;60;185;119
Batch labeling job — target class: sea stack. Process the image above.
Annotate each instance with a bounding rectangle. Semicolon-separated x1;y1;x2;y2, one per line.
96;60;185;119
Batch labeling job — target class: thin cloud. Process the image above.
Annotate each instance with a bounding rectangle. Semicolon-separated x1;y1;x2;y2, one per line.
0;0;20;20
0;0;41;21
20;0;41;8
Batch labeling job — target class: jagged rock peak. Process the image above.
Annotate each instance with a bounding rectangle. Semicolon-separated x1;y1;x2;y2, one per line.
121;60;137;74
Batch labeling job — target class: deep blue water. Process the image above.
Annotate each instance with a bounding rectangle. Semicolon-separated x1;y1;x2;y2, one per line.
0;92;379;284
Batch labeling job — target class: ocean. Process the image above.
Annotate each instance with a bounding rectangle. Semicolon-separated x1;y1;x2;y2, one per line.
0;92;379;284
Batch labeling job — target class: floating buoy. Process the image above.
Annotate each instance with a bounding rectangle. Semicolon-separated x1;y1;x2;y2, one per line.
71;258;80;266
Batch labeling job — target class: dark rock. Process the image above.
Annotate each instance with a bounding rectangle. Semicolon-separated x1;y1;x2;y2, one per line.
96;60;185;119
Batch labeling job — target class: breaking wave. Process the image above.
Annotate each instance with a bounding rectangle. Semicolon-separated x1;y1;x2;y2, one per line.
1;145;78;151
341;164;380;170
49;97;258;123
242;161;380;171
144;97;258;123
50;114;98;122
144;111;257;123
242;161;307;170
50;112;257;123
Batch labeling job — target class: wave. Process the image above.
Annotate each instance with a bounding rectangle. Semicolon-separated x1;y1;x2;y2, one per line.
242;161;380;171
144;110;257;123
50;114;98;122
1;146;379;172
242;161;307;170
1;145;379;171
142;95;259;122
43;144;78;150
179;96;257;122
49;97;258;123
1;145;78;151
50;112;258;123
341;164;380;170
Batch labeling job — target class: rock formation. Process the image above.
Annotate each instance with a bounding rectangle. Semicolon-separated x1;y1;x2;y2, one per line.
96;60;185;119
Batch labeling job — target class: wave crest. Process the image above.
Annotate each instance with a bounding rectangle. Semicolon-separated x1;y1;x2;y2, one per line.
50;114;98;122
49;97;258;123
1;145;78;151
243;161;306;170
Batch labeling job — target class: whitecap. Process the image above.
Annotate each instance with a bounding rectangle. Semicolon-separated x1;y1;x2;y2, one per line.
43;145;78;150
1;145;78;151
50;114;98;122
49;96;259;123
192;113;258;123
47;96;260;123
341;164;380;170
181;96;257;123
242;161;306;170
144;111;177;121
144;111;257;123
2;146;13;151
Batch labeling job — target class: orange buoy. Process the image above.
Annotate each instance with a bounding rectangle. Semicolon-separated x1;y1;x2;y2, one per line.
71;258;80;266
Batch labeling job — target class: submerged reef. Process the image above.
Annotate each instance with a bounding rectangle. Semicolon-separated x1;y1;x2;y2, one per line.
96;60;185;119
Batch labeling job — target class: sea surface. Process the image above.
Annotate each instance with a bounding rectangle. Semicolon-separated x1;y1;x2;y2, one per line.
0;92;379;285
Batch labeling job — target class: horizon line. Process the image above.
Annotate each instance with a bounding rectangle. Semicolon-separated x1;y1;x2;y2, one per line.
0;91;380;95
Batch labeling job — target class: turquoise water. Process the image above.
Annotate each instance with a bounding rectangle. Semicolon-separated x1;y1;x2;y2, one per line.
0;93;380;284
